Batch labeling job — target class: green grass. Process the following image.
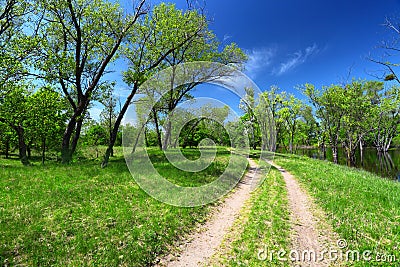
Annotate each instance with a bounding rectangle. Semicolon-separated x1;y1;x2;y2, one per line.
274;153;400;266
146;147;232;186
0;147;236;266
210;161;291;266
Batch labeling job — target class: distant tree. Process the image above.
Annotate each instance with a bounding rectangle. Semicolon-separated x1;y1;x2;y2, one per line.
304;83;346;164
254;86;282;151
277;94;303;153
83;122;108;158
173;105;230;148
305;80;387;165
369;84;400;152
226;119;247;148
298;104;318;147
339;80;378;164
28;87;67;164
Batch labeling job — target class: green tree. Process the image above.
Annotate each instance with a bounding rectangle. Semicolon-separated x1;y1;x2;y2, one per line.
0;85;30;165
173;104;230;148
102;3;246;165
0;122;15;158
102;3;212;166
226;119;247;148
28;87;67;164
257;86;286;150
0;1;38;88
277;94;303;153
298;104;318;147
304;83;346;164
152;9;246;151
369;84;400;152
83;122;107;158
339;80;378;164
37;0;147;163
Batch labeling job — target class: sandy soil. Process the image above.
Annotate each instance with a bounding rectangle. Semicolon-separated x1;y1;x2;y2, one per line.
269;161;338;267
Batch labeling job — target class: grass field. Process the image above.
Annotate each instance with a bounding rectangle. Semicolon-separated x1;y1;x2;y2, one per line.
274;153;400;266
2;148;400;266
0;147;235;266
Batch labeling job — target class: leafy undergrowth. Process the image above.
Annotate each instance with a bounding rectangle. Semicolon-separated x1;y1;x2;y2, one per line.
274;153;400;266
210;162;291;266
0;148;236;266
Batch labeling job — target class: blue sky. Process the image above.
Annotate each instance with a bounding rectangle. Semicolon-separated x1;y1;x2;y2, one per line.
208;1;399;84
201;0;400;98
93;0;400;119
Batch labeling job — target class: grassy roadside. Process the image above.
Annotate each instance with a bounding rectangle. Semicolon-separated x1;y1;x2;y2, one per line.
274;153;400;266
210;161;291;266
0;148;233;266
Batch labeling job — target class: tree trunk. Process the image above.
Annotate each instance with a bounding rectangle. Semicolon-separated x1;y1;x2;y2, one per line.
42;137;46;165
71;119;83;156
102;84;138;168
346;148;356;167
320;137;326;160
332;145;338;164
173;135;179;148
61;97;88;164
5;138;9;159
131;123;146;154
16;126;29;166
385;136;393;152
27;143;31;159
103;118;122;168
144;127;149;147
61;118;77;164
109;104;114;157
289;133;294;154
359;138;363;166
162;120;172;151
153;108;163;150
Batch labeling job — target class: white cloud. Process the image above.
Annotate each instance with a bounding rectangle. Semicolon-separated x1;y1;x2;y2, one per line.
245;47;276;78
274;44;319;75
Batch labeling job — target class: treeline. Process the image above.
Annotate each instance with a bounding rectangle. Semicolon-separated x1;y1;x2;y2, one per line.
239;80;400;165
123;104;233;152
0;0;246;166
1;0;399;167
